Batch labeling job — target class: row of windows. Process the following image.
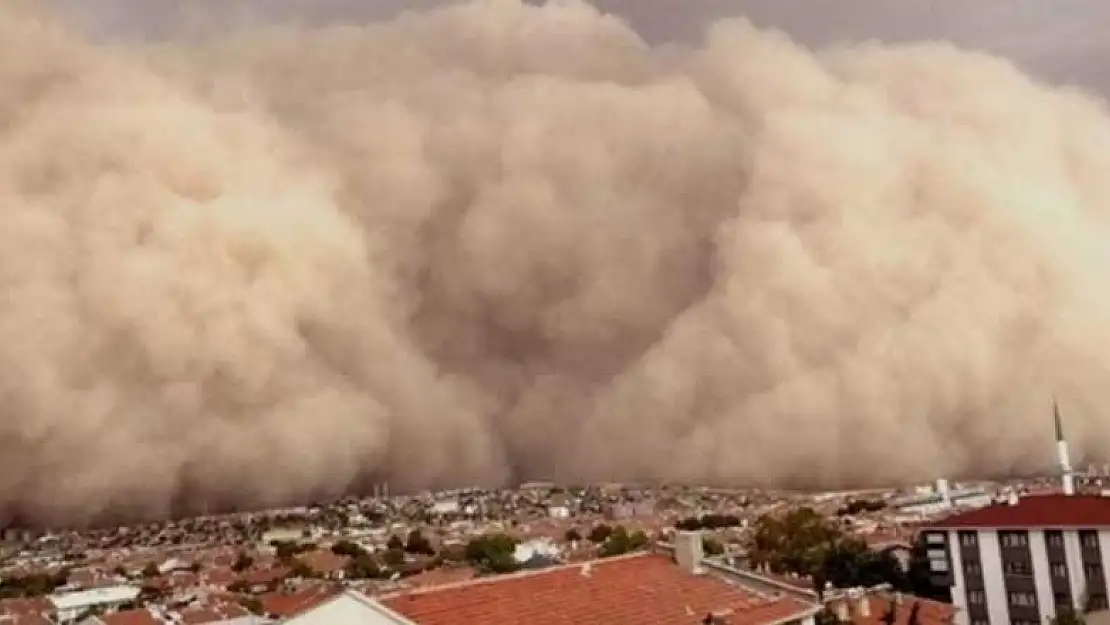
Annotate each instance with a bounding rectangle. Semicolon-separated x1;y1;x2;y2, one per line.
1008;591;1037;607
976;560;1100;578
1004;561;1032;576
949;530;1102;549
970;593;1109;614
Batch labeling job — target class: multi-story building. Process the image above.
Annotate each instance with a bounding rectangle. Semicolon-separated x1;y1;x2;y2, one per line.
919;402;1103;625
921;494;1110;625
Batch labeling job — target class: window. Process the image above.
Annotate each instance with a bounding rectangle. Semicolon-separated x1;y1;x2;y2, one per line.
927;549;947;560
930;558;950;572
1004;560;1032;575
1056;594;1073;609
971;620;990;625
965;561;982;575
1089;593;1109;611
1012;620;1038;625
1046;531;1065;547
926;533;946;545
1000;532;1029;548
968;590;986;605
1008;591;1036;607
1085;562;1104;579
959;532;978;548
1080;531;1100;549
1051;563;1068;578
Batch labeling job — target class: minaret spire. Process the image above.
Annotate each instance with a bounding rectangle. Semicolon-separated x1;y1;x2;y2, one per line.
1054;398;1065;442
1055;397;1075;496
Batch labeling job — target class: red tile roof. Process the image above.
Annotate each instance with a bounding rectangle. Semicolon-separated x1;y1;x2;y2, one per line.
98;609;161;625
847;596;956;625
178;601;250;625
924;495;1110;529
381;552;818;625
260;585;340;618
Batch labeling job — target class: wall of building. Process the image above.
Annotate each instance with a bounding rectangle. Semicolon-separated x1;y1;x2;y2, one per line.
976;530;1010;625
1028;530;1056;624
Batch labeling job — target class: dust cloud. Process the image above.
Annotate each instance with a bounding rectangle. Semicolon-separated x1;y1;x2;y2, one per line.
3;0;1110;527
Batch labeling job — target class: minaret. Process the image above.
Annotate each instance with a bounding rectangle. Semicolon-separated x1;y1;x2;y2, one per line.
1055;399;1076;496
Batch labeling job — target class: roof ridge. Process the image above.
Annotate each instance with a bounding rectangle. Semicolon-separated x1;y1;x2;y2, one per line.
379;551;657;599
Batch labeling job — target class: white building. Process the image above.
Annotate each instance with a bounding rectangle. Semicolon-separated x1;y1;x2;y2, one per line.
430;500;459;515
891;478;993;517
49;585;141;623
283;590;417;625
919;405;1099;625
921;494;1110;625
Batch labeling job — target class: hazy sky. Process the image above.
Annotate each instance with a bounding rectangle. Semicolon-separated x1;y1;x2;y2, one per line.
46;0;1110;95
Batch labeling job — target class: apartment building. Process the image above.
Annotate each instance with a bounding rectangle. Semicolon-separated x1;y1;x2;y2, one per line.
920;494;1110;625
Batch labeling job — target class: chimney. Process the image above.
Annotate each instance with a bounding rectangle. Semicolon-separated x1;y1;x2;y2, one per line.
935;478;950;504
857;591;871;617
836;600;850;622
1007;490;1020;506
674;531;705;575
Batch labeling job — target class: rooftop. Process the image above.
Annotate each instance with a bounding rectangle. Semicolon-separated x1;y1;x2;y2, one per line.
380;552;819;625
925;494;1110;529
47;585;140;611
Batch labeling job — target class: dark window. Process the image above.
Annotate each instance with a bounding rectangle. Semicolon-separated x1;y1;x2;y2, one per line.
1008;591;1036;606
1085;562;1103;578
1051;563;1068;577
965;561;982;575
1046;531;1065;547
1056;594;1073;610
1090;594;1110;611
1080;530;1099;548
1000;531;1029;548
959;531;978;547
1004;560;1032;575
968;590;986;604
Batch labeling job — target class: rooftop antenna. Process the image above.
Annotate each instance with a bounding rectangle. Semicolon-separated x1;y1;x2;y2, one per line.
1055;397;1076;496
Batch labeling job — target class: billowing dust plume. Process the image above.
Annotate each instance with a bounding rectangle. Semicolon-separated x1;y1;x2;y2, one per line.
4;0;1110;526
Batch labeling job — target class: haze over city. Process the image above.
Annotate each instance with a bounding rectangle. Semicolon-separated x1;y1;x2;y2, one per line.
4;0;1110;526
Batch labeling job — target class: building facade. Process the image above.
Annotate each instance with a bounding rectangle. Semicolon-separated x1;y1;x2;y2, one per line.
921;495;1110;625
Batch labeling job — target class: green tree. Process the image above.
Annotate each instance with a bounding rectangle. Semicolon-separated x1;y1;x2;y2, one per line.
386;535;405;551
702;536;725;556
383;548;406;567
588;524;613;544
629;530;649;550
289;561;316;579
345;554;381;580
141;562;160;578
331;540;366;558
464;533;520;574
405;530;435;555
240;597;263;615
1051;613;1086;625
231;552;253;572
746;507;841;576
815;608;842;625
565;528;582;542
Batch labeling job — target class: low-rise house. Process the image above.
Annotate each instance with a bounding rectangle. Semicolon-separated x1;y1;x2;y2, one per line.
370;532;822;625
50;585;141;624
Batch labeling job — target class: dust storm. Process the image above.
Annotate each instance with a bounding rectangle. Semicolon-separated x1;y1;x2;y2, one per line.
2;0;1110;526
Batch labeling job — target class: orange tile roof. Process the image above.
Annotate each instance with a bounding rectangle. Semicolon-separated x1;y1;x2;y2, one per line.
0;614;52;625
848;596;955;625
178;601;250;625
382;553;818;625
260;585;340;618
99;609;161;625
